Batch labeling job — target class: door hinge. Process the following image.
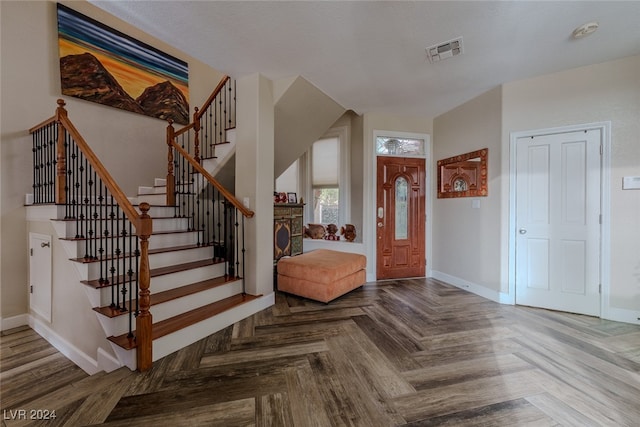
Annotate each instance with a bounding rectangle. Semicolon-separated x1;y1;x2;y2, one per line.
599;284;602;294
599;214;603;225
30;285;33;294
30;248;33;256
600;145;603;155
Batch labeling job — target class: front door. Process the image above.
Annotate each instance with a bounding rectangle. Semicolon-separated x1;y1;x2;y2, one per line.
515;129;601;316
376;156;426;279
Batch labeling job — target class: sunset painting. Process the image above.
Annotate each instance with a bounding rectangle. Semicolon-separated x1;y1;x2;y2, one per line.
57;4;189;124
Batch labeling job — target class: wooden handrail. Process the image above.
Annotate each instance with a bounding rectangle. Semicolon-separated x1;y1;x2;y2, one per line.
30;100;154;372
29;116;57;134
173;122;195;138
170;140;254;218
194;75;230;122
56;106;141;227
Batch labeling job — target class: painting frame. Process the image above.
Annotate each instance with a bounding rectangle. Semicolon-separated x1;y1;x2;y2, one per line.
437;148;488;198
57;3;190;124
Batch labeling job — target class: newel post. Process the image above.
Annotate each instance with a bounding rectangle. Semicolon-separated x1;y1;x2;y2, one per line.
136;202;153;371
193;107;201;164
55;99;67;204
166;120;176;206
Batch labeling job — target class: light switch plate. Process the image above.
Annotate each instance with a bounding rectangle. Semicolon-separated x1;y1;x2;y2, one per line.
472;199;480;209
622;176;640;190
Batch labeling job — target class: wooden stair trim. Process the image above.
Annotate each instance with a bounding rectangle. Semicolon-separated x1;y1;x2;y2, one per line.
93;275;239;318
81;258;222;288
108;293;260;350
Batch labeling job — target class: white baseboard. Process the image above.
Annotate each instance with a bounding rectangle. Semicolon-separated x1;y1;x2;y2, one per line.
98;347;123;372
432;271;639;325
602;306;640;325
29;316;101;375
431;271;501;303
0;313;29;331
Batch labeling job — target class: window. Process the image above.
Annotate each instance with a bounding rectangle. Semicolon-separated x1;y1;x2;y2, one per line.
312;137;339;224
304;126;350;226
376;136;425;156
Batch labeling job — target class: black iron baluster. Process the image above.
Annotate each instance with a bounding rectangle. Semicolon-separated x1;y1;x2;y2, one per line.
206;104;212;159
127;219;134;338
120;212;127;313
43;126;49;201
234;208;239;279
50;127;57;204
108;195;117;308
135;235;140;317
216;189;222;262
98;182;106;284
227;80;232;131
242;215;246;293
224;201;229;277
115;204;121;310
32;130;38;204
65;133;72;219
47;128;54;202
82;156;90;258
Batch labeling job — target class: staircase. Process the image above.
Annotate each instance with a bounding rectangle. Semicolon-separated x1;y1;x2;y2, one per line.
44;185;262;370
26;76;271;372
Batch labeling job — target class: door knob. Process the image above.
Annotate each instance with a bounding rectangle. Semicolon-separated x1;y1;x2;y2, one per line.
41;241;50;248
519;229;527;235
377;222;383;228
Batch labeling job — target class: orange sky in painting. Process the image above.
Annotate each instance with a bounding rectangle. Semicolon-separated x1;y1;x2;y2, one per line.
59;38;189;101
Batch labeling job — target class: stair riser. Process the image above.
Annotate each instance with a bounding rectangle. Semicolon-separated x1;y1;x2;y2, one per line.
56;217;192;238
99;281;243;337
48;204;178;223
152;294;271;363
129;194;167;205
149;262;228;294
87;262;227;307
64;231;203;259
202;130;235;177
135;205;176;217
82;246;216;280
138;186;167;195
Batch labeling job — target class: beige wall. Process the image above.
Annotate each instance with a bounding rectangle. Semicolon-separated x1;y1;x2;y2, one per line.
1;1;224;321
502;55;640;313
432;87;503;292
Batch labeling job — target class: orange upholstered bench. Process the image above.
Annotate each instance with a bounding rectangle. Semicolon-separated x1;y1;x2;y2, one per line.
277;249;366;303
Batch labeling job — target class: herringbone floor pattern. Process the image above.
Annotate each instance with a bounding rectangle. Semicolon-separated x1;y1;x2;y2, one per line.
2;278;640;426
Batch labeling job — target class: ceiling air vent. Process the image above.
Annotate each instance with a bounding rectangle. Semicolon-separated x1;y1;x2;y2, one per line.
426;37;464;63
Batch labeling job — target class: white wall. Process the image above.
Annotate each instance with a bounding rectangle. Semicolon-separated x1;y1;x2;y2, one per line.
431;56;639;322
432;87;503;294
1;0;224;325
502;55;640;316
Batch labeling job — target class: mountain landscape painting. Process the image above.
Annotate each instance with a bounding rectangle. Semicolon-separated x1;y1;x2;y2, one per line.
57;4;189;125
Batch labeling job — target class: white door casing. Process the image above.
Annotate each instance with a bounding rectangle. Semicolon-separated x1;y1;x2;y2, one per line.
29;232;53;322
514;129;602;316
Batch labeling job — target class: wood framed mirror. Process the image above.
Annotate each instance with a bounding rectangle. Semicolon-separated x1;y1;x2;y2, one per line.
437;148;488;198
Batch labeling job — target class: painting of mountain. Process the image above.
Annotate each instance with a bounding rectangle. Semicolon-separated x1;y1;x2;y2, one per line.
57;4;189;125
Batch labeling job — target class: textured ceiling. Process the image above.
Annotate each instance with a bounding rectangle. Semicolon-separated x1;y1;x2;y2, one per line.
90;1;640;118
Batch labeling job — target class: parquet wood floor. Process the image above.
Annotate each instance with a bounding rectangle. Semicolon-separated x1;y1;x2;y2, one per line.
2;278;639;426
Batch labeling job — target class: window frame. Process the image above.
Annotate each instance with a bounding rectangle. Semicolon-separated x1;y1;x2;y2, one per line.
301;125;350;226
